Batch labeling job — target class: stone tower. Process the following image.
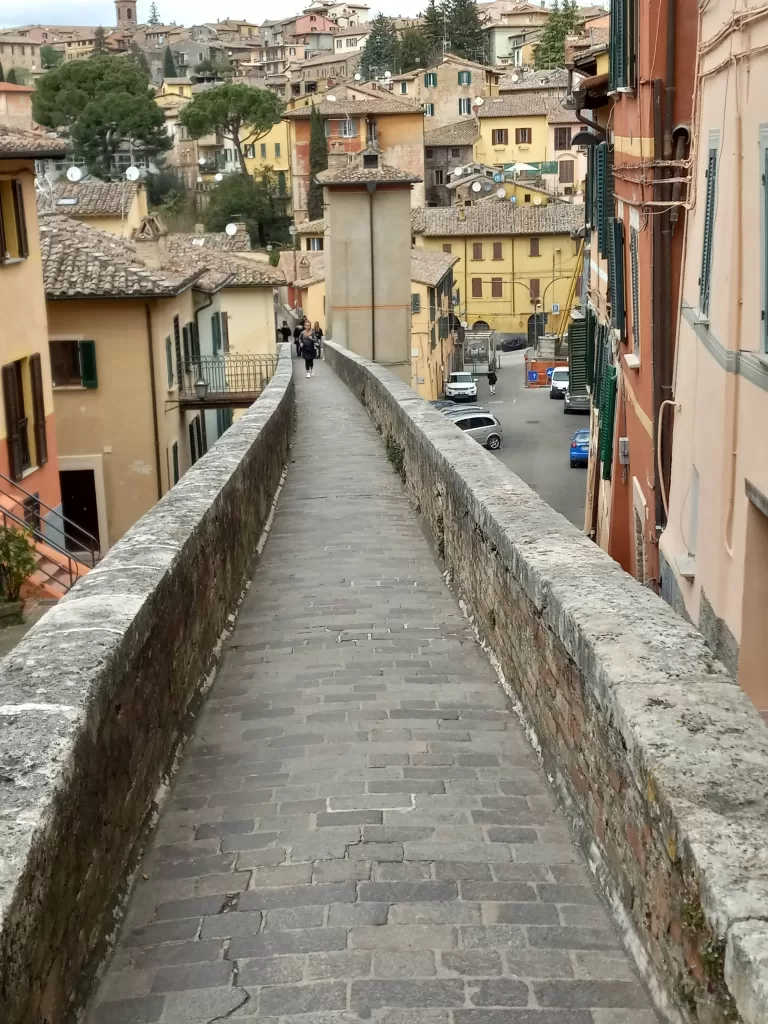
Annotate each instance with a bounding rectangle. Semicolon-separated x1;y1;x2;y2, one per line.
115;0;138;28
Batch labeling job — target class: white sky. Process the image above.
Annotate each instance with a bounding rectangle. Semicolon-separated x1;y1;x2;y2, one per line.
1;0;426;30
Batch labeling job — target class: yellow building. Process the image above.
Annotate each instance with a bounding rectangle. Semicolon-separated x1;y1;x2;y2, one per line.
474;93;552;169
243;120;291;206
412;203;585;338
157;77;193;100
39;180;148;239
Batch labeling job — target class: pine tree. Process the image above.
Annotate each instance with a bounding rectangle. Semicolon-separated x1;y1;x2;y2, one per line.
92;26;107;55
422;0;446;57
0;64;5;83
360;13;399;80
307;104;327;222
445;0;485;62
163;45;177;79
533;0;580;69
6;68;16;83
129;41;151;77
147;2;161;25
397;27;432;73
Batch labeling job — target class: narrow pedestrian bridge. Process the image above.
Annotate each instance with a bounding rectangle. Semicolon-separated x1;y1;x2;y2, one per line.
1;346;766;1024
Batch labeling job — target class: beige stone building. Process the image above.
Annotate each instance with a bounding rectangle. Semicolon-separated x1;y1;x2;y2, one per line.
38;180;148;238
0;35;42;77
390;55;501;128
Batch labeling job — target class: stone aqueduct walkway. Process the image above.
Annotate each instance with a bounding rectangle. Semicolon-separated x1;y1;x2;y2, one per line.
86;363;657;1024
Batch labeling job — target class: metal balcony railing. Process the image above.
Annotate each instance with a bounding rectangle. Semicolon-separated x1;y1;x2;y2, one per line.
179;354;279;407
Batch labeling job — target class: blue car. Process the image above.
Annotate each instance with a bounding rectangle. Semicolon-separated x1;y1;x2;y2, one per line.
569;428;589;468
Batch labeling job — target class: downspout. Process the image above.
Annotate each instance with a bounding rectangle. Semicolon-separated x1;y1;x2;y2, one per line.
723;85;742;556
367;183;376;362
144;302;163;501
651;80;665;540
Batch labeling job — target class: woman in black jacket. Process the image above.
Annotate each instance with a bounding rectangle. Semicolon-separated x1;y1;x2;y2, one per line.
293;323;302;357
313;322;324;359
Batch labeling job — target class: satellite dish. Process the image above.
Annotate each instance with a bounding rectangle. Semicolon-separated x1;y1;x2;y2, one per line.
193;237;205;245
482;181;492;192
533;196;542;205
326;94;337;102
453;167;464;177
196;176;203;183
354;72;361;80
471;181;482;192
510;195;517;203
460;320;468;328
511;74;519;82
66;165;83;182
493;172;502;182
496;187;506;198
225;222;238;236
198;157;206;165
473;96;484;106
125;165;141;181
384;70;391;78
214;172;224;182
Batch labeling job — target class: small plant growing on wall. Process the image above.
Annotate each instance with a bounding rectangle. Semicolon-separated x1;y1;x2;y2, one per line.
0;527;37;601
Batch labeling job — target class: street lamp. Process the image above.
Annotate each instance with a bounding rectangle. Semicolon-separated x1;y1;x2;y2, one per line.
195;377;209;400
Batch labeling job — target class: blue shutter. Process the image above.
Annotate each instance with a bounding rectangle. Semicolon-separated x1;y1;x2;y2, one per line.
699;148;718;315
609;0;626;90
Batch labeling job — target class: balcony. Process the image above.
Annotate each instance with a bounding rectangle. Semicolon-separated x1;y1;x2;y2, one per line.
177;353;279;408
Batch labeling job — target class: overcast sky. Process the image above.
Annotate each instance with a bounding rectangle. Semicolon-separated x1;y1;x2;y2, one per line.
1;0;427;30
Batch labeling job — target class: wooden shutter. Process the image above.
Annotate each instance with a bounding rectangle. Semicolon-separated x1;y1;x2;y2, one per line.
585;306;597;388
199;411;207;454
221;312;230;352
608;218;625;338
411;293;421;313
172;442;179;484
568;319;588;394
630;227;640;353
699;148;717;314
182;323;191;365
173;315;182;380
11;179;29;259
191;321;200;362
471;277;482;297
599;364;617;480
212;312;221;354
596;143;614;258
2;362;23;481
29;353;48;467
189;421;197;465
493;242;502;260
585;147;594;236
195;416;204;459
473;242;482;260
79;340;97;387
0;187;7;262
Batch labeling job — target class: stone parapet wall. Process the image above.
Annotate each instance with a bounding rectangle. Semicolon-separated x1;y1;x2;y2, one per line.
324;340;768;1024
0;346;294;1024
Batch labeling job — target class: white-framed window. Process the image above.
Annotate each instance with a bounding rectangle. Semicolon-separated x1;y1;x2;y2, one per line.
458;97;471;115
425;103;435;117
340;118;357;137
424;72;437;87
400;81;408;94
458;70;471;85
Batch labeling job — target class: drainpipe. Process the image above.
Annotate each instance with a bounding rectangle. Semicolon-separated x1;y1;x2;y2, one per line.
145;302;163;501
651;80;665;538
367;182;377;362
723;92;742;557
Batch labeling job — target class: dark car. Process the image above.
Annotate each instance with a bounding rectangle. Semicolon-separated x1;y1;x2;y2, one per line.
569;428;590;468
496;333;527;352
428;399;457;411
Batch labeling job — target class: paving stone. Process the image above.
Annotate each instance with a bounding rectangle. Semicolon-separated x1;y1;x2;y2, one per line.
259;982;347;1015
440;950;502;976
136;940;224;970
236;956;305;986
374;1012;451;1024
200;911;262;938
373;862;432;881
434;862;492;881
228;928;348;958
125;920;201;947
157;987;249;1021
350;926;458;949
306;951;373;980
461;926;527;950
468;979;530;1005
195;820;255;840
504;950;573;978
239;882;356;910
350;979;464;1008
482;903;559;926
250;864;312;887
313;859;372;882
527;927;621;951
373;951;437;977
150;962;233;992
328;902;389;927
570;953;639;982
88;996;166;1023
533;980;650;1008
265;905;326;929
359;881;457;903
455;1012;592;1024
389;902;481;925
350;842;403;862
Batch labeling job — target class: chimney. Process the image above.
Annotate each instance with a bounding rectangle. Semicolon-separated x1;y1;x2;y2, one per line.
327;139;346;169
133;213;169;269
194;222;205;235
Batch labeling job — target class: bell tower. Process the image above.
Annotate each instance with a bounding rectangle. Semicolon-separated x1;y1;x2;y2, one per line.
115;0;137;28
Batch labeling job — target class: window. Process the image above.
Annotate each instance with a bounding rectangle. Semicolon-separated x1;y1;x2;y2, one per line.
212;311;229;354
699;146;717;315
340;118;356;137
400;81;408;94
529;278;540;299
524;193;531;203
411;293;421;313
2;357;48;480
434;169;444;185
515;127;532;144
274;143;281;158
451;148;460;158
472;242;483;260
260;142;267;158
442;243;452;254
471;277;482;297
609;0;637;91
50;340;97;388
173;314;183;383
0;179;29;262
491;278;502;297
559;159;574;183
165;336;173;386
309;236;323;251
217;408;233;435
492;242;502;261
630;226;640;355
529;236;540;256
425;148;434;159
425;103;435;117
245;144;255;159
458;70;471;85
491;128;508;146
458;97;471;116
277;170;287;194
594;140;614;258
424;72;437;87
554;127;572;151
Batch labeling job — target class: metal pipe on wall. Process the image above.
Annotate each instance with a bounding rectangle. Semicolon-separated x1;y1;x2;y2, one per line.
144;302;163;501
367;183;377;362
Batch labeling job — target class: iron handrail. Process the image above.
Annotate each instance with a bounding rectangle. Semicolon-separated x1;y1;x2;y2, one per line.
0;470;100;565
179;353;279;401
0;506;79;592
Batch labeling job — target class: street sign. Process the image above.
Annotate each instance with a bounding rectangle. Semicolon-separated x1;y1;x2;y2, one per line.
527;370;538;382
546;367;555;378
552;303;560;313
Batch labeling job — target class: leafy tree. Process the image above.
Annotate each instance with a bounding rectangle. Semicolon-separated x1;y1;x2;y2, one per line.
128;41;151;77
0;64;4;83
360;13;399;80
8;67;31;85
92;26;107;55
179;83;282;173
193;57;232;78
33;56;171;177
163;45;177;78
445;0;485;62
422;0;445;56
0;527;37;602
205;171;289;246
534;0;581;69
397;27;433;73
41;44;64;69
307;103;327;221
6;68;17;84
147;2;161;25
146;167;186;206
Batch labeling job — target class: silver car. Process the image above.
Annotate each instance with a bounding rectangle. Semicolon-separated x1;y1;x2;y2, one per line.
450;411;503;449
442;405;491;417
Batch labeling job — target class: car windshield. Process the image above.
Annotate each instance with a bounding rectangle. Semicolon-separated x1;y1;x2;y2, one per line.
451;373;473;383
552;370;569;381
574;430;589;441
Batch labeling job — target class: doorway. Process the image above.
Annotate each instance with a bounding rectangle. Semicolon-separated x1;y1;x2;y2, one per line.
60;469;100;553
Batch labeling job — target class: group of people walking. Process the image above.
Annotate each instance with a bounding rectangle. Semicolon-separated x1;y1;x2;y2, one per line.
279;319;323;378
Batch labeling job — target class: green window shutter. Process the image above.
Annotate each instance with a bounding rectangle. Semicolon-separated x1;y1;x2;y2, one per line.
699;148;718;314
585;307;597;388
609;0;627;90
596;143;607;256
630;226;640;354
165;337;173;386
191;321;200;362
182;323;191;365
79;340;98;388
585;147;594;237
221;312;229;352
189;421;197;465
212;312;221;354
173;315;182;382
172;441;179;484
599;364;618;480
411;293;421;313
627;0;637;88
608;218;626;338
593;324;606;405
199;412;207;454
568;318;588;392
195;415;204;459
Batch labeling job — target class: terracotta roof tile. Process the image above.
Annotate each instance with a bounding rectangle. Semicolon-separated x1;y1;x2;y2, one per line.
171;224;252;252
278;247;457;288
411;203;584;237
38;180;139;217
278;250;325;287
0;125;69;159
316;162;421;185
498;68;569;92
284;85;423;118
478;93;553;118
546;103;580;124
294;218;325;235
167;235;284;287
424;119;479;148
410;247;459;286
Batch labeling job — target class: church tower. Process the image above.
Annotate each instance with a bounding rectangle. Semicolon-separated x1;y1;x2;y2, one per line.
115;0;138;28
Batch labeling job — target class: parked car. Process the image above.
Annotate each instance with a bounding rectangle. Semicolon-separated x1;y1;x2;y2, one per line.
564;388;590;414
429;399;457;411
442;405;491;417
496;333;527;352
444;371;478;402
550;367;569;399
569;428;590;467
450;411;503;449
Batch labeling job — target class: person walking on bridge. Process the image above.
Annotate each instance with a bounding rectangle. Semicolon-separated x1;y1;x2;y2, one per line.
487;368;498;396
300;327;317;377
293;323;302;358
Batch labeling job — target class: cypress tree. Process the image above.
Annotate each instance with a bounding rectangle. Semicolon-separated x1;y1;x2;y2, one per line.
445;0;485;62
163;45;177;79
360;14;399;80
0;64;5;83
422;0;446;57
6;68;17;84
533;0;581;69
307;104;327;222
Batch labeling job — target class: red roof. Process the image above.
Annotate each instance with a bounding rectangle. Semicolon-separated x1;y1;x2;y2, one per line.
0;83;34;94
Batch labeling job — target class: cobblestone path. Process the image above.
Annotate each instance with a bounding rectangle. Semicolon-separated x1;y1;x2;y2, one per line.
86;362;657;1024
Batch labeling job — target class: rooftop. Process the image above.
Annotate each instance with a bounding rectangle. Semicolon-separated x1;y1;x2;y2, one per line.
0;83;34;94
316;161;422;185
424;118;479;149
278;249;325;286
294;218;325;235
410;246;459;286
176;223;252;252
477;93;553;118
0;125;69;159
283;85;423;118
411;202;584;237
546;103;580;124
278;245;455;287
498;68;569;92
38;180;140;218
167;234;285;288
